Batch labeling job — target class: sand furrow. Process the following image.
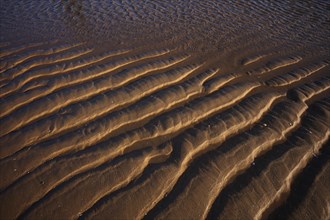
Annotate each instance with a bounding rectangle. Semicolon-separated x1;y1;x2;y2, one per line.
0;49;173;137
0;41;57;59
86;93;283;220
19;144;173;220
0;49;131;99
202;56;314;95
204;98;329;220
0;42;11;48
82;87;278;219
0;64;200;159
0;81;261;218
154;98;305;220
0;48;93;98
154;78;330;219
92;82;260;165
241;54;269;66
84;156;178;220
0;43;84;75
292;76;330;103
0;53;187;120
265;62;329;87
2;55;188;116
1;47;93;87
0;68;216;190
269;146;330;220
255;131;330;220
247;56;302;76
0;1;329;219
202;73;239;94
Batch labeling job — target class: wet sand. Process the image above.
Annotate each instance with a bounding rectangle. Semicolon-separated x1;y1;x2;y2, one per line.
0;0;329;219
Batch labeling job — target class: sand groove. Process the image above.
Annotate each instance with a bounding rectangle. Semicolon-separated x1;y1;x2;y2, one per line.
1;47;93;85
269;143;330;220
0;43;84;75
206;98;330;220
0;63;201;159
0;68;217;190
264;62;329;87
0;49;174;137
23;144;173;220
64;92;283;220
241;54;269;66
0;53;187;121
0;35;329;220
0;48;132;98
0;41;58;59
246;56;302;76
0;80;263;219
146;97;307;220
255;130;329;220
137;93;284;220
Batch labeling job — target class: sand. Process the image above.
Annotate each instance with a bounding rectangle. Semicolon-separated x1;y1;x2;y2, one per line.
0;0;329;220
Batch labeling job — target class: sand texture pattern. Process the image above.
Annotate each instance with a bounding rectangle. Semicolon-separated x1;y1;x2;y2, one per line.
0;0;329;220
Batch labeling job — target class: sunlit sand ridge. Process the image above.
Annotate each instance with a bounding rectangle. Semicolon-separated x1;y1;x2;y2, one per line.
0;0;329;219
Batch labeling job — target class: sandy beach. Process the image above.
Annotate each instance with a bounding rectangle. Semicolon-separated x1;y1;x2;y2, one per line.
0;0;329;219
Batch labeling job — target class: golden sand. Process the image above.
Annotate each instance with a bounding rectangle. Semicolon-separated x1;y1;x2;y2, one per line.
0;1;329;219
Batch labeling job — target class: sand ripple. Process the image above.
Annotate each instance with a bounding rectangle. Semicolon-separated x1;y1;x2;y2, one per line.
0;1;329;220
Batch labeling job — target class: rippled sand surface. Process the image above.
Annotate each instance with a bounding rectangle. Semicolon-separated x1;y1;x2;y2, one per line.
0;1;329;220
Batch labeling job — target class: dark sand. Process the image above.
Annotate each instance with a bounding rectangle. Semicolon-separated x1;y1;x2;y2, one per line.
0;0;329;219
